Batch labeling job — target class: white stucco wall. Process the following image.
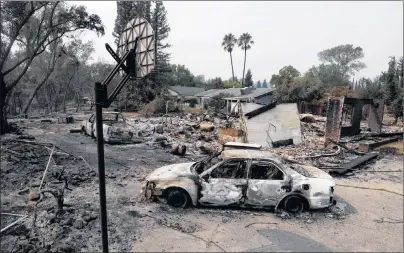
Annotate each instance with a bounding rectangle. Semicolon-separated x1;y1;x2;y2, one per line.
246;103;302;147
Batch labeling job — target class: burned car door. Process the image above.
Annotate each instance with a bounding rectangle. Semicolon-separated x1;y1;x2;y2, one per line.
245;160;290;207
199;159;248;206
86;114;95;136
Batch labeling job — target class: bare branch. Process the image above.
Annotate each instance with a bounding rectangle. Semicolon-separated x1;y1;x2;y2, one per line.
0;3;35;70
0;1;48;70
3;16;81;78
3;46;45;77
34;4;48;47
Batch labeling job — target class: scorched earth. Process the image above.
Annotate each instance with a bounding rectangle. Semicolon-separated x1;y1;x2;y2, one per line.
1;112;403;252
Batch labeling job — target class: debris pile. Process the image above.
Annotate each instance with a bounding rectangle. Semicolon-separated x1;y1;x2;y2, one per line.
126;113;239;156
263;113;402;175
0;136;99;252
123;110;402;177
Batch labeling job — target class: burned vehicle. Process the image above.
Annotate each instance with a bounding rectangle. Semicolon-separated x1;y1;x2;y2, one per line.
81;112;134;143
141;148;336;213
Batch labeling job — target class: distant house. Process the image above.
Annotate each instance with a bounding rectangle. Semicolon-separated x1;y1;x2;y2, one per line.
194;87;247;106
167;86;205;100
222;88;274;115
195;87;274;113
166;86;205;107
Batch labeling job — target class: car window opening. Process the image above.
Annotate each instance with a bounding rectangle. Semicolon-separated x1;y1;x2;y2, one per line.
210;160;246;179
192;153;220;175
250;163;284;180
103;114;118;121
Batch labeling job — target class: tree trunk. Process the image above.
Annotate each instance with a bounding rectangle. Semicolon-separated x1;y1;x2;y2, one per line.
22;69;54;115
18;96;23;114
0;74;10;134
75;92;81;112
22;86;40;116
62;89;68;113
230;51;235;82
241;49;247;87
12;95;17;115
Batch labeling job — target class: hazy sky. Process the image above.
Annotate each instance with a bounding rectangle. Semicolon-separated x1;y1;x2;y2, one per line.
76;1;403;82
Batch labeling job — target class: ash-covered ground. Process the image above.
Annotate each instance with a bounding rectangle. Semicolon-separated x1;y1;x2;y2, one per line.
1;112;403;252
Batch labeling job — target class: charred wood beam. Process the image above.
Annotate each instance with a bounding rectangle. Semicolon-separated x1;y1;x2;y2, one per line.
244;100;277;120
369;132;403;138
327;152;378;175
329;140;365;155
358;137;400;152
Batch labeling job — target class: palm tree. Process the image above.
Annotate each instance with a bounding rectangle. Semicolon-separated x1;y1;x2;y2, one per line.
238;33;254;87
221;33;238;82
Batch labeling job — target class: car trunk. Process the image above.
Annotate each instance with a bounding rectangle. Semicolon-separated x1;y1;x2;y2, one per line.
289;164;333;179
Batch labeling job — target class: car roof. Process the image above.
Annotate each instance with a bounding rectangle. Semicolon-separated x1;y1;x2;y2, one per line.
221;149;284;163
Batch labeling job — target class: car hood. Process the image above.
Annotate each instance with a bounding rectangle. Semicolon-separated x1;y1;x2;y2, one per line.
146;162;196;181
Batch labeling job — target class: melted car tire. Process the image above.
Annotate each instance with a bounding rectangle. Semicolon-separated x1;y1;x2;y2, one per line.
167;189;188;208
284;195;304;214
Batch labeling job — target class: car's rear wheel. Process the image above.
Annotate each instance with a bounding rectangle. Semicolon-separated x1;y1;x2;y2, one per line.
167;189;189;208
284;195;304;214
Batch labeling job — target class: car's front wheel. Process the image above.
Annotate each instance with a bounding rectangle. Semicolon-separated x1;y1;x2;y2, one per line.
284;195;304;213
167;189;189;208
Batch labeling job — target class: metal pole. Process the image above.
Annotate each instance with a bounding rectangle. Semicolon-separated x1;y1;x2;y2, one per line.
95;81;109;253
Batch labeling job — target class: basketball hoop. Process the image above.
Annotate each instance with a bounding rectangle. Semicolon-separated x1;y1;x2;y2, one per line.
117;17;155;78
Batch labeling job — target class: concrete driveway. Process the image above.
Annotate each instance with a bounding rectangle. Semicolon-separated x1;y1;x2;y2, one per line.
128;179;403;252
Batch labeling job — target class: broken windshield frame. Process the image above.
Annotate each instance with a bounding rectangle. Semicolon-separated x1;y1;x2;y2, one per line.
191;152;220;175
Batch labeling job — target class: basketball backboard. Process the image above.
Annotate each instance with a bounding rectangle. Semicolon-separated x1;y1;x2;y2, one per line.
117;17;155;78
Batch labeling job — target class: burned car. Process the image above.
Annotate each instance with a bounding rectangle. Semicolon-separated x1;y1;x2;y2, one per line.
141;148;336;213
81;112;134;143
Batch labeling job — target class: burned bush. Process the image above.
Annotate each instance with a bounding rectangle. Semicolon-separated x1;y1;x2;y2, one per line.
140;96;180;116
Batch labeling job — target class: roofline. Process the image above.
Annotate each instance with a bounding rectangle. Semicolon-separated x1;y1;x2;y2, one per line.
244;100;277;119
222;90;273;100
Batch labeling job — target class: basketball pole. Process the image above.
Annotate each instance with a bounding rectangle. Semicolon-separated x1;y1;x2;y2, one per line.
95;81;109;253
94;16;154;252
94;37;139;253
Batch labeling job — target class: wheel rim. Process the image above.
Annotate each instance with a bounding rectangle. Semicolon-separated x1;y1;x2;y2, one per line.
170;192;187;207
285;197;303;213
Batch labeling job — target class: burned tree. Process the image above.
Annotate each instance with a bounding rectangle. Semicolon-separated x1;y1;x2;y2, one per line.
0;1;104;134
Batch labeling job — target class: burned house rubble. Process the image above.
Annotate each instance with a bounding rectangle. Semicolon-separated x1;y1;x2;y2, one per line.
325;97;385;142
1;95;403;252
